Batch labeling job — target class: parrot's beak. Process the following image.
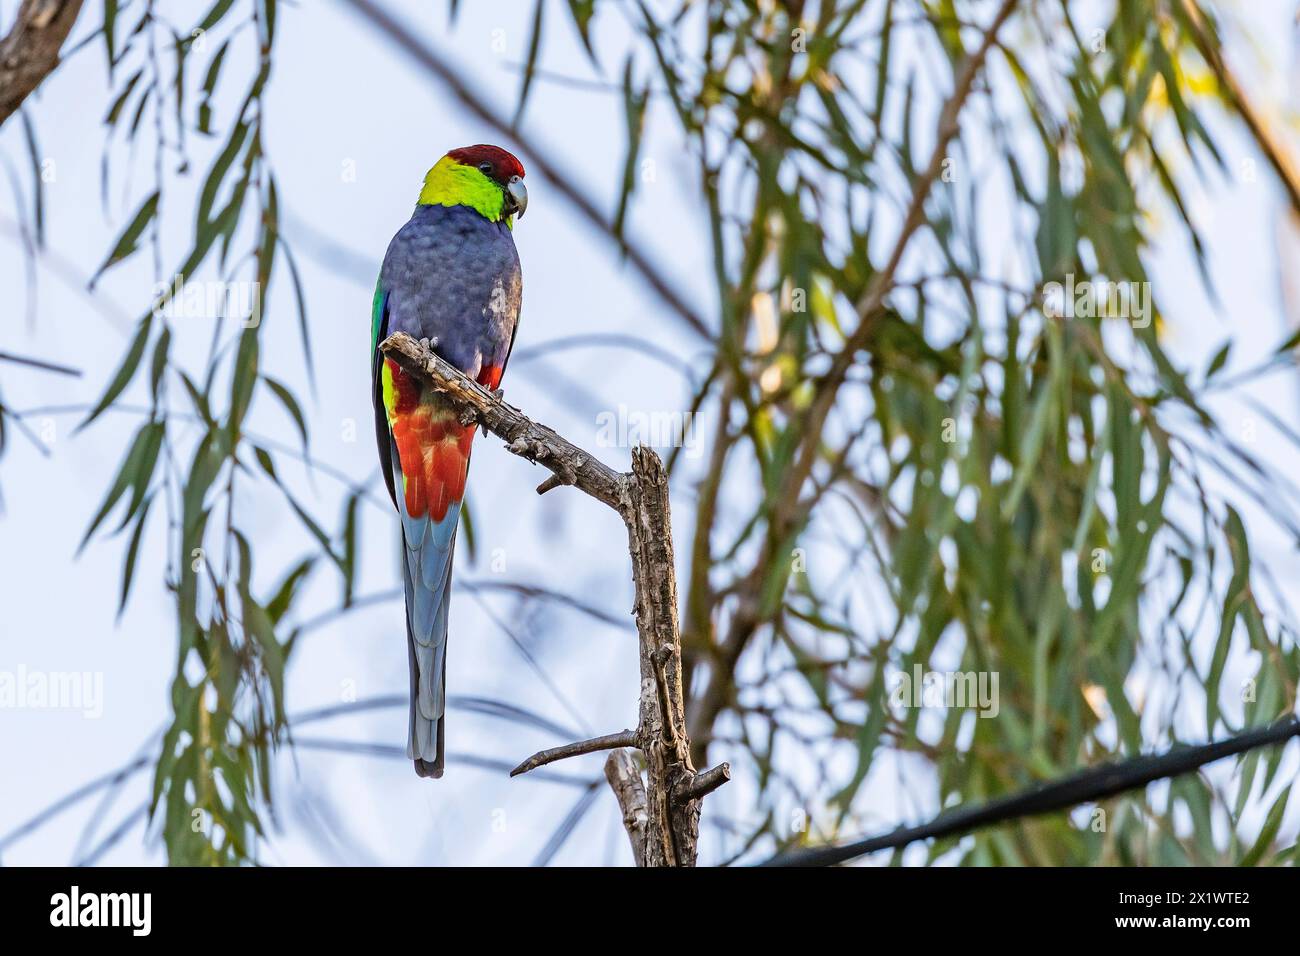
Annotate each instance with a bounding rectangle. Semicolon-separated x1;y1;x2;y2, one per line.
506;176;528;220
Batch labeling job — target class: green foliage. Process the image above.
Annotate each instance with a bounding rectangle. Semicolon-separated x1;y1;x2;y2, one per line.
69;0;324;866
592;0;1299;864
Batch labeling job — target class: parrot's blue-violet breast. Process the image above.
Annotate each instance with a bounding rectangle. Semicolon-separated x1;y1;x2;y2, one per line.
371;144;526;778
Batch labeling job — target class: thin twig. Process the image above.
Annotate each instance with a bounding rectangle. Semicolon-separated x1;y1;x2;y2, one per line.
0;350;81;376
511;730;639;777
0;755;151;853
75;800;149;867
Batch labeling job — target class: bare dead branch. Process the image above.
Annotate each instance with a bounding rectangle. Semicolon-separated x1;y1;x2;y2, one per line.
626;448;705;866
380;332;627;512
673;762;731;804
604;750;648;867
0;0;85;127
535;473;567;495
510;730;638;777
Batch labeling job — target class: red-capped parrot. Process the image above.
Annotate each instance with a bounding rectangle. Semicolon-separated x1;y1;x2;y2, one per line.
371;145;527;777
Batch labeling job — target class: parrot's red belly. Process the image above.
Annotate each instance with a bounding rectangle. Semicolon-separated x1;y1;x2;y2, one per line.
383;358;503;522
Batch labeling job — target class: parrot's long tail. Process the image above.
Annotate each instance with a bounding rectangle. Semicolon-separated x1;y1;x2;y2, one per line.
384;361;476;779
405;608;445;778
401;513;458;779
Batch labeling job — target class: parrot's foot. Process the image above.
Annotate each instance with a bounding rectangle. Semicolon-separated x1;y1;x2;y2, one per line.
489;387;505;402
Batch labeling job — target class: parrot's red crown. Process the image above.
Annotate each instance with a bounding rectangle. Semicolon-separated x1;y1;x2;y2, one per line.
447;144;525;183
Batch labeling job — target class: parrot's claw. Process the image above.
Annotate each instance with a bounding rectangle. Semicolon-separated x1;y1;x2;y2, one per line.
489;388;505;402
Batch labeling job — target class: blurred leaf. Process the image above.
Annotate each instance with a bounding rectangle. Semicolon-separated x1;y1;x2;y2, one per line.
565;0;598;65
513;0;546;127
91;189;159;282
117;493;154;617
1240;786;1291;866
612;57;648;243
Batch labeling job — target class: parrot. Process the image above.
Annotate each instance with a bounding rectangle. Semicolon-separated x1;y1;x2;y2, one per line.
371;144;527;778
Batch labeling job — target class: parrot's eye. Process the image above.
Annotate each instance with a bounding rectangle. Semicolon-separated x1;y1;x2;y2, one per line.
478;162;492;173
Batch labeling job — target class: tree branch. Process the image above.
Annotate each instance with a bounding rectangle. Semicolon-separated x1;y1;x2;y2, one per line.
510;730;638;777
604;750;648;867
673;762;730;804
626;447;701;865
0;0;84;127
380;332;627;512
